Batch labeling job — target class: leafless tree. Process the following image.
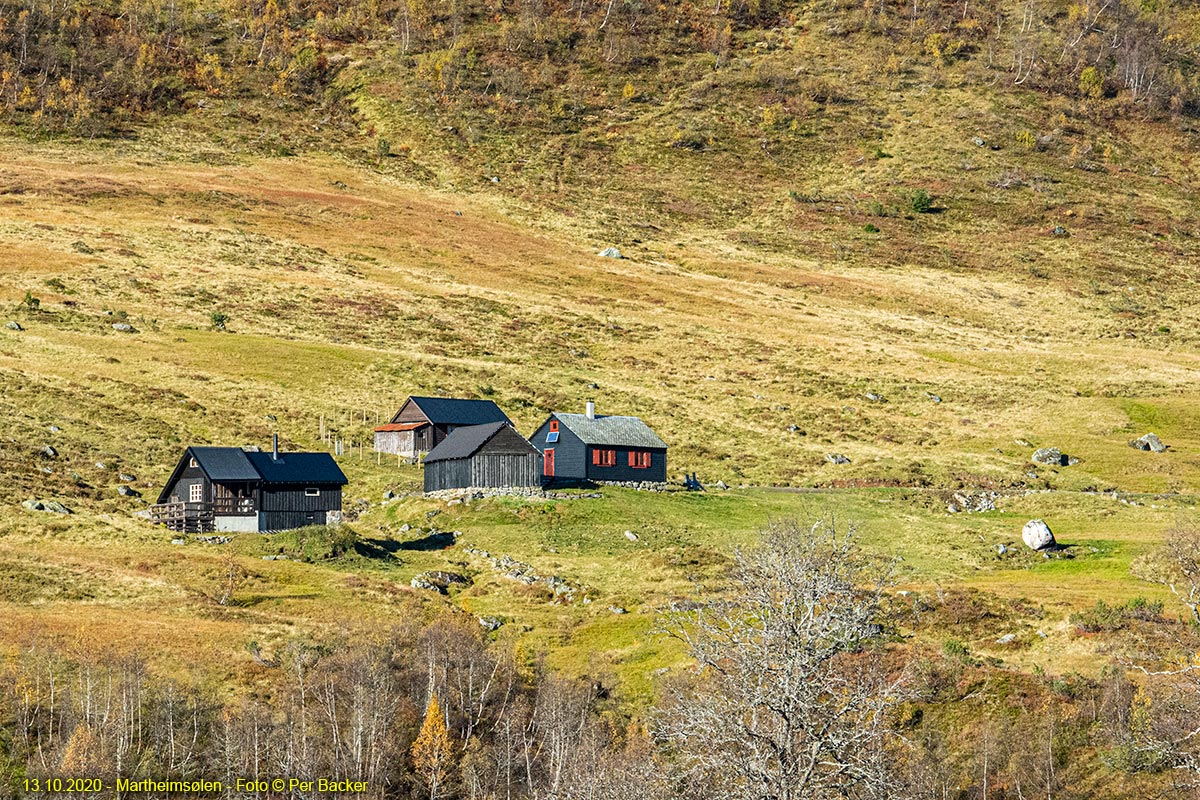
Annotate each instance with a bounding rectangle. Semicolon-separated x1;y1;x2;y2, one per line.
1135;522;1200;624
654;518;909;800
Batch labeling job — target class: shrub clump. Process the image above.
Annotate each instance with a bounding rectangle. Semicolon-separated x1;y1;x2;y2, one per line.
1070;597;1163;633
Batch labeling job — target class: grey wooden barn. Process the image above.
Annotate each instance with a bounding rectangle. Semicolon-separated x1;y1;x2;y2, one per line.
528;402;667;485
375;396;511;459
422;422;543;493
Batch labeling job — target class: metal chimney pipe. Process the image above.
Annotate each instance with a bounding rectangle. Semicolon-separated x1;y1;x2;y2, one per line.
272;433;279;461
586;400;595;419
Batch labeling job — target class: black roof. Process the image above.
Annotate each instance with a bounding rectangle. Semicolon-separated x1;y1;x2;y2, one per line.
189;447;261;481
158;446;348;502
245;451;348;485
424;422;523;462
408;396;511;426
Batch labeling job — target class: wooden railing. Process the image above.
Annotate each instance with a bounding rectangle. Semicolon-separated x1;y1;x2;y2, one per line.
212;497;255;515
149;502;215;533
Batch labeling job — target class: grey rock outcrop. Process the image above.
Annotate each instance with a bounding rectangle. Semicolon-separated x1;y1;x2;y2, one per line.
825;453;851;465
597;247;623;258
22;499;72;514
1031;447;1074;466
6;321;22;331
1130;433;1168;453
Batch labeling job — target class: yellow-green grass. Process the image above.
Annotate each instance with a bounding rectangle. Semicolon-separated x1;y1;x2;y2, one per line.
4;27;1200;704
2;478;1187;703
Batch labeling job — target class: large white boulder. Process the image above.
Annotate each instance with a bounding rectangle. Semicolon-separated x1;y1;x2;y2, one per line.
1022;519;1056;551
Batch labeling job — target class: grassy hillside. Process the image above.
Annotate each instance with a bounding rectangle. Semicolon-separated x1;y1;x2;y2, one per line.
2;1;1200;794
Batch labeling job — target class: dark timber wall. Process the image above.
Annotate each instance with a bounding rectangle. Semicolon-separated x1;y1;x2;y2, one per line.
423;427;543;492
585;446;667;483
259;486;343;530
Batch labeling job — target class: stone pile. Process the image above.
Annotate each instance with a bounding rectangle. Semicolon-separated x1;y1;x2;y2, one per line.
947;490;1000;514
462;545;586;602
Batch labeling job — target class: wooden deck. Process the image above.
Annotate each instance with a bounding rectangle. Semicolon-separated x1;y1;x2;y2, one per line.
149;501;215;533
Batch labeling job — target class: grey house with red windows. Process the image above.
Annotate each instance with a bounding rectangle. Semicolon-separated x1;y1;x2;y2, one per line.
528;402;667;485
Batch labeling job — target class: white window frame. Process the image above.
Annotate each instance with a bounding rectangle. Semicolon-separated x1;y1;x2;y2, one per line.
189;483;203;503
305;487;320;497
189;457;198;468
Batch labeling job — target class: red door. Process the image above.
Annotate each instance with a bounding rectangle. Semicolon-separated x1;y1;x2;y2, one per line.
544;448;555;477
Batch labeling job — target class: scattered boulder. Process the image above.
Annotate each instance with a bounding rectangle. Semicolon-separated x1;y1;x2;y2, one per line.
22;499;72;514
1031;447;1071;466
5;321;22;331
119;473;137;482
996;633;1016;645
478;616;503;632
1130;433;1168;453
427;570;470;587
825;453;851;465
40;445;58;459
972;136;986;147
864;392;887;403
117;485;141;498
715;480;730;490
925;392;943;403
1015;439;1034;448
609;606;628;615
411;571;471;593
383;489;396;500
171;538;186;545
597;247;623;259
95;462;107;470
49;425;61;433
1022;519;1056;551
112;322;136;333
399;523;411;532
624;530;639;542
996;544;1008;555
1050;225;1069;237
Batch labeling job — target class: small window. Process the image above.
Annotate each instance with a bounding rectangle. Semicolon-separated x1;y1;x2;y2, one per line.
546;431;559;443
189;483;203;503
629;451;651;469
189;457;198;468
592;449;616;467
305;487;320;497
549;420;559;433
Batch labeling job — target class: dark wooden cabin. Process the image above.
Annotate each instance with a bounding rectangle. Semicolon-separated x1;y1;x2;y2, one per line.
152;443;348;533
375;396;511;459
528;402;668;485
422;422;543;493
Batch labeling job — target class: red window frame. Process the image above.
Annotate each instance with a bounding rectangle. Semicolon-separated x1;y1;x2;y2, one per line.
592;448;616;467
628;451;651;469
549;420;559;433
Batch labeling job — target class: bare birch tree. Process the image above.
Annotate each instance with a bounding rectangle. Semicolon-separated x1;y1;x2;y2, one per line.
654;518;909;800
